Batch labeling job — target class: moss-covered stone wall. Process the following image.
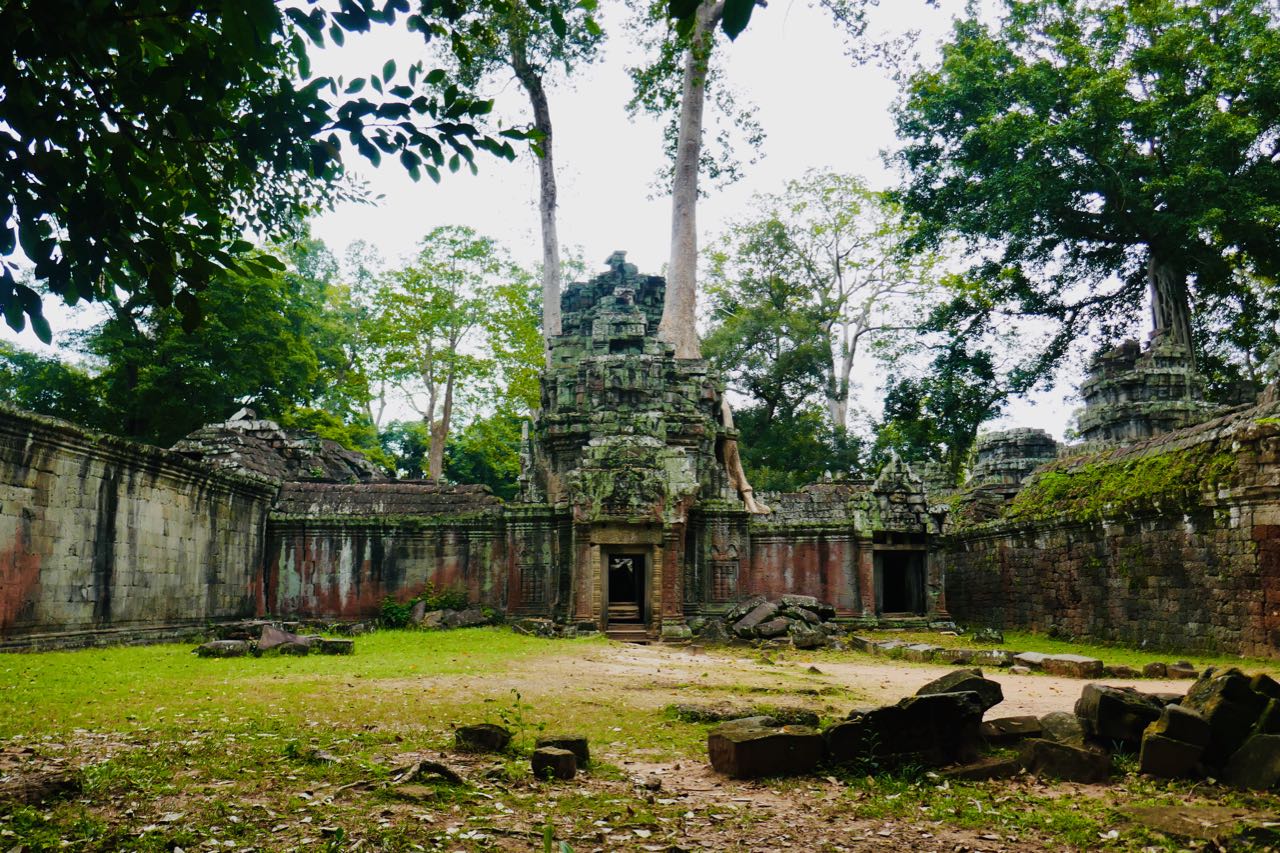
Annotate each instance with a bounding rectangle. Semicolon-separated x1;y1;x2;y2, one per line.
945;401;1280;656
0;405;276;649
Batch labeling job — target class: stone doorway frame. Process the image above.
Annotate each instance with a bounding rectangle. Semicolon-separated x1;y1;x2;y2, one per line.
584;524;663;632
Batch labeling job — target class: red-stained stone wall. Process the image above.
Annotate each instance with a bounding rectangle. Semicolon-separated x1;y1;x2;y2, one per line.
745;531;862;615
0;406;274;649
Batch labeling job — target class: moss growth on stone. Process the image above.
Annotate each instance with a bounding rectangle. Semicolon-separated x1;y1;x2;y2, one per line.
1003;441;1236;525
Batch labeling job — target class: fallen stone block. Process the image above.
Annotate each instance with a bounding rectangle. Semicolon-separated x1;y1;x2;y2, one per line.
1222;734;1280;790
1009;665;1032;675
1043;654;1105;679
1143;662;1168;678
1255;698;1280;735
724;596;768;624
536;735;589;766
732;602;780;637
846;635;877;654
1104;665;1139;679
277;641;310;656
1148;704;1210;747
315;638;354;655
1182;668;1269;767
1019;739;1110;783
1074;684;1165;746
409;599;427;625
707;723;825;779
828;692;983;769
779;594;833;619
453;607;489;628
782;606;821;625
259;625;308;651
937;648;977;665
980;715;1042;745
195;640;249;658
789;622;827;649
900;644;943;663
972;649;1014;667
942;756;1022;782
1167;661;1199;680
1038;711;1086;747
1012;651;1049;670
1139;733;1204;779
754;617;792;639
916;668;1004;712
455;724;512;753
1121;804;1272;845
1251;674;1280;701
531;747;577;780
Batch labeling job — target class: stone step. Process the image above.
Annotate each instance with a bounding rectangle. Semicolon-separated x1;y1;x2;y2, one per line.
605;625;651;644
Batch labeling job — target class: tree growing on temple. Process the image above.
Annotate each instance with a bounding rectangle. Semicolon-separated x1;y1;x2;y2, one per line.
416;0;604;347
893;0;1280;376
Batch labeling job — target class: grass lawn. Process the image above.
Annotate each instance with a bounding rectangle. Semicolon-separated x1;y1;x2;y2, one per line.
1;628;1278;851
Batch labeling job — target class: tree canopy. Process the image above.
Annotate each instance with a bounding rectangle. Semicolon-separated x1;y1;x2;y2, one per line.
0;0;536;341
893;0;1280;377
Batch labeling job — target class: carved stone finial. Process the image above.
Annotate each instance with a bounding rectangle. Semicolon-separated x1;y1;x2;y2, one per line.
605;250;638;276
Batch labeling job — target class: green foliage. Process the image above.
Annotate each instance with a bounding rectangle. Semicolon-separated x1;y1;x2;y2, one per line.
378;583;470;627
1004;442;1237;525
444;409;525;500
734;405;864;491
1;0;534;339
893;0;1280;385
0;342;110;429
380;419;432;480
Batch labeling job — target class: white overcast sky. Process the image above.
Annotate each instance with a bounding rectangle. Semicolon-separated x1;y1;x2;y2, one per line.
5;0;1089;439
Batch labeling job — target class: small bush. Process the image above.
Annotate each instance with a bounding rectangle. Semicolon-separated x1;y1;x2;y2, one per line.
378;582;470;628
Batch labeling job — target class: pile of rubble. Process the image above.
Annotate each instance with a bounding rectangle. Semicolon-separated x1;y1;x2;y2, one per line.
706;666;1280;791
195;625;354;658
407;601;494;630
698;594;844;649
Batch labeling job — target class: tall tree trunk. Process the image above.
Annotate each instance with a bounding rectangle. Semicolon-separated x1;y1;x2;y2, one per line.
510;34;561;353
1147;252;1195;368
660;0;725;360
427;368;455;481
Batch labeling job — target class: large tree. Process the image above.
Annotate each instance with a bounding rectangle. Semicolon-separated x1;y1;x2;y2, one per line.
0;0;537;340
708;171;945;434
635;0;878;358
893;0;1280;372
417;0;603;346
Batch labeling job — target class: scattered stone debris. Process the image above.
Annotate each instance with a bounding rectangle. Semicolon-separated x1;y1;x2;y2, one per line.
980;715;1042;745
707;718;825;779
509;618;597;639
1121;804;1278;845
455;723;512;754
196;625;355;658
970;627;1005;644
1019;738;1110;783
916;667;1004;712
415;606;493;630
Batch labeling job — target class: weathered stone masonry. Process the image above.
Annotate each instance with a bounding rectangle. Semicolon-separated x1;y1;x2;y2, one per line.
0;405;275;650
945;400;1280;657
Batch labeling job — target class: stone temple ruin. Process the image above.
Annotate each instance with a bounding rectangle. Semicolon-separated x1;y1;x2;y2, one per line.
0;253;947;650
1;253;1278;654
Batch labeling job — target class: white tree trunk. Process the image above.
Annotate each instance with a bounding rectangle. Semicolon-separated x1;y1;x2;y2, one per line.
1147;252;1194;365
511;36;561;353
660;0;724;360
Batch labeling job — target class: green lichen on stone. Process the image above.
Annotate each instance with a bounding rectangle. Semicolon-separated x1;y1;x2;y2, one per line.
1003;441;1236;525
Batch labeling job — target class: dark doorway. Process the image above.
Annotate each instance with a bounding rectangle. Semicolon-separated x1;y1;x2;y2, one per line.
875;551;926;615
607;552;645;624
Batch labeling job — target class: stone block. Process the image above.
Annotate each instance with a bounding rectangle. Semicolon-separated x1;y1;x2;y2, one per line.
531;747;577;780
1074;684;1165;746
707;723;825;779
1038;711;1086;747
981;715;1042;745
1103;665;1138;678
536;736;589;766
942;756;1023;781
1013;651;1049;670
1019;739;1111;783
1222;734;1280;790
1009;665;1032;675
900;644;942;663
1182;669;1269;767
1139;733;1203;779
828;692;983;769
846;635;877;654
455;724;512;754
316;638;354;655
1147;704;1210;747
754;617;792;639
724;596;767;624
1251;674;1280;701
732;601;779;636
1043;654;1105;679
937;648;977;665
195;640;248;658
970;627;1005;644
1143;662;1168;678
916;668;1004;712
1167;661;1199;679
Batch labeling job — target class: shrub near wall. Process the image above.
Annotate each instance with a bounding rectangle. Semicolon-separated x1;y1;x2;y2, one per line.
945;401;1280;657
